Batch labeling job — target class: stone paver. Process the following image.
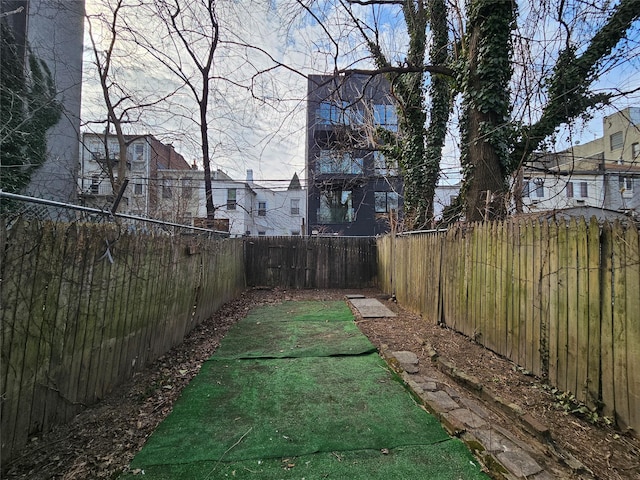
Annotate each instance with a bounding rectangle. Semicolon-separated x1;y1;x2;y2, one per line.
392;351;418;364
349;298;397;318
472;428;518;453
422;390;460;412
496;451;543;478
447;408;488;429
384;348;574;479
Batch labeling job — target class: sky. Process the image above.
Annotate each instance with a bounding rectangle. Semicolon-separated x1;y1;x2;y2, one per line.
81;0;388;189
80;0;640;189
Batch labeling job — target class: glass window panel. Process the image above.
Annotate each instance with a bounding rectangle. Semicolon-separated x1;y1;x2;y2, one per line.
610;131;623;150
374;192;386;213
580;182;588;197
318;151;361;174
291;198;300;215
318;189;353;223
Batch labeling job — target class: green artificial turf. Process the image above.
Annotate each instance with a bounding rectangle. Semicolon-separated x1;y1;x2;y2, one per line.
122;443;487;479
121;300;490;480
242;300;355;323
214;300;375;359
127;355;450;466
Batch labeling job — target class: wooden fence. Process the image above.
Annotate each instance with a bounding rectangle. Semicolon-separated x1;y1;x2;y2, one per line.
244;236;377;289
378;218;640;434
0;220;245;462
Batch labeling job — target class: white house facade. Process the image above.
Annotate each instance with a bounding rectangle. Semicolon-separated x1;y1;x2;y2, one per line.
520;107;640;220
191;170;306;237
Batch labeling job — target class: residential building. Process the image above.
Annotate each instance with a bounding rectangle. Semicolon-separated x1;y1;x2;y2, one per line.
2;0;85;213
156;168;204;227
78;133;193;218
306;74;403;236
433;183;461;223
520;107;640;220
250;172;306;236
190;169;306;237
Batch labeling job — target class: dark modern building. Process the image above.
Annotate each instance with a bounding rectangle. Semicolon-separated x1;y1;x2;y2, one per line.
306;74;403;236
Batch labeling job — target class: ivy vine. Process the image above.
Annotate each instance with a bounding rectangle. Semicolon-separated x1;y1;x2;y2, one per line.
1;19;62;198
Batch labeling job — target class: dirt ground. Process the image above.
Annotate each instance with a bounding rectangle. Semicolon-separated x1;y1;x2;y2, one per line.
2;288;639;479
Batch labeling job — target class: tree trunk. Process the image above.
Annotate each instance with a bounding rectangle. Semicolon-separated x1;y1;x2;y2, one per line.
460;0;515;223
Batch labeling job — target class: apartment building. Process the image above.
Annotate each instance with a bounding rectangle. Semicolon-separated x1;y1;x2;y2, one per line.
78;133;193;218
306;74;403;236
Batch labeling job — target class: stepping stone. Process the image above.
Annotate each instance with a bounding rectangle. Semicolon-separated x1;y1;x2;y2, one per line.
350;298;397;318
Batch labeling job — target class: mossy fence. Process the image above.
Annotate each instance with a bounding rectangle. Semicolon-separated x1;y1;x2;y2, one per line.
3;217;639;462
1;226;378;463
0;220;245;462
378;218;640;435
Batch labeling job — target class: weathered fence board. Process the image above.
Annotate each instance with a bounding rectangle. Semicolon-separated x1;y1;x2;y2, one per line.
377;218;640;435
244;236;377;289
1;221;245;463
626;226;640;432
612;222;630;429
586;218;601;409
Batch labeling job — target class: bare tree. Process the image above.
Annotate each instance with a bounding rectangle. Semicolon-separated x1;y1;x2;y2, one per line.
85;0;177;200
129;0;221;227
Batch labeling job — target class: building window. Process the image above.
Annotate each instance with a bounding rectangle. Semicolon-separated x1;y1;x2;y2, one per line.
566;182;574;198
318;189;353;223
258;231;266;236
134;143;144;158
89;175;99;194
181;178;193;199
291;230;301;236
163;185;172;199
527;178;545;198
566;181;588;198
134;183;143;195
227;189;237;210
374;191;399;213
610;131;623;150
317;101;360;125
258;201;267;216
633;142;639;158
579;181;588;198
318;150;363;174
619;176;634;193
373;151;398;176
373;104;398;132
290;198;300;215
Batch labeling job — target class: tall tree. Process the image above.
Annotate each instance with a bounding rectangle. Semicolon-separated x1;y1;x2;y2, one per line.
334;0;454;229
457;0;516;222
143;0;220;227
458;0;640;221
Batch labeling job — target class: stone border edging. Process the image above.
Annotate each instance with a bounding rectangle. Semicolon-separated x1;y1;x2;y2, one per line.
378;343;594;480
